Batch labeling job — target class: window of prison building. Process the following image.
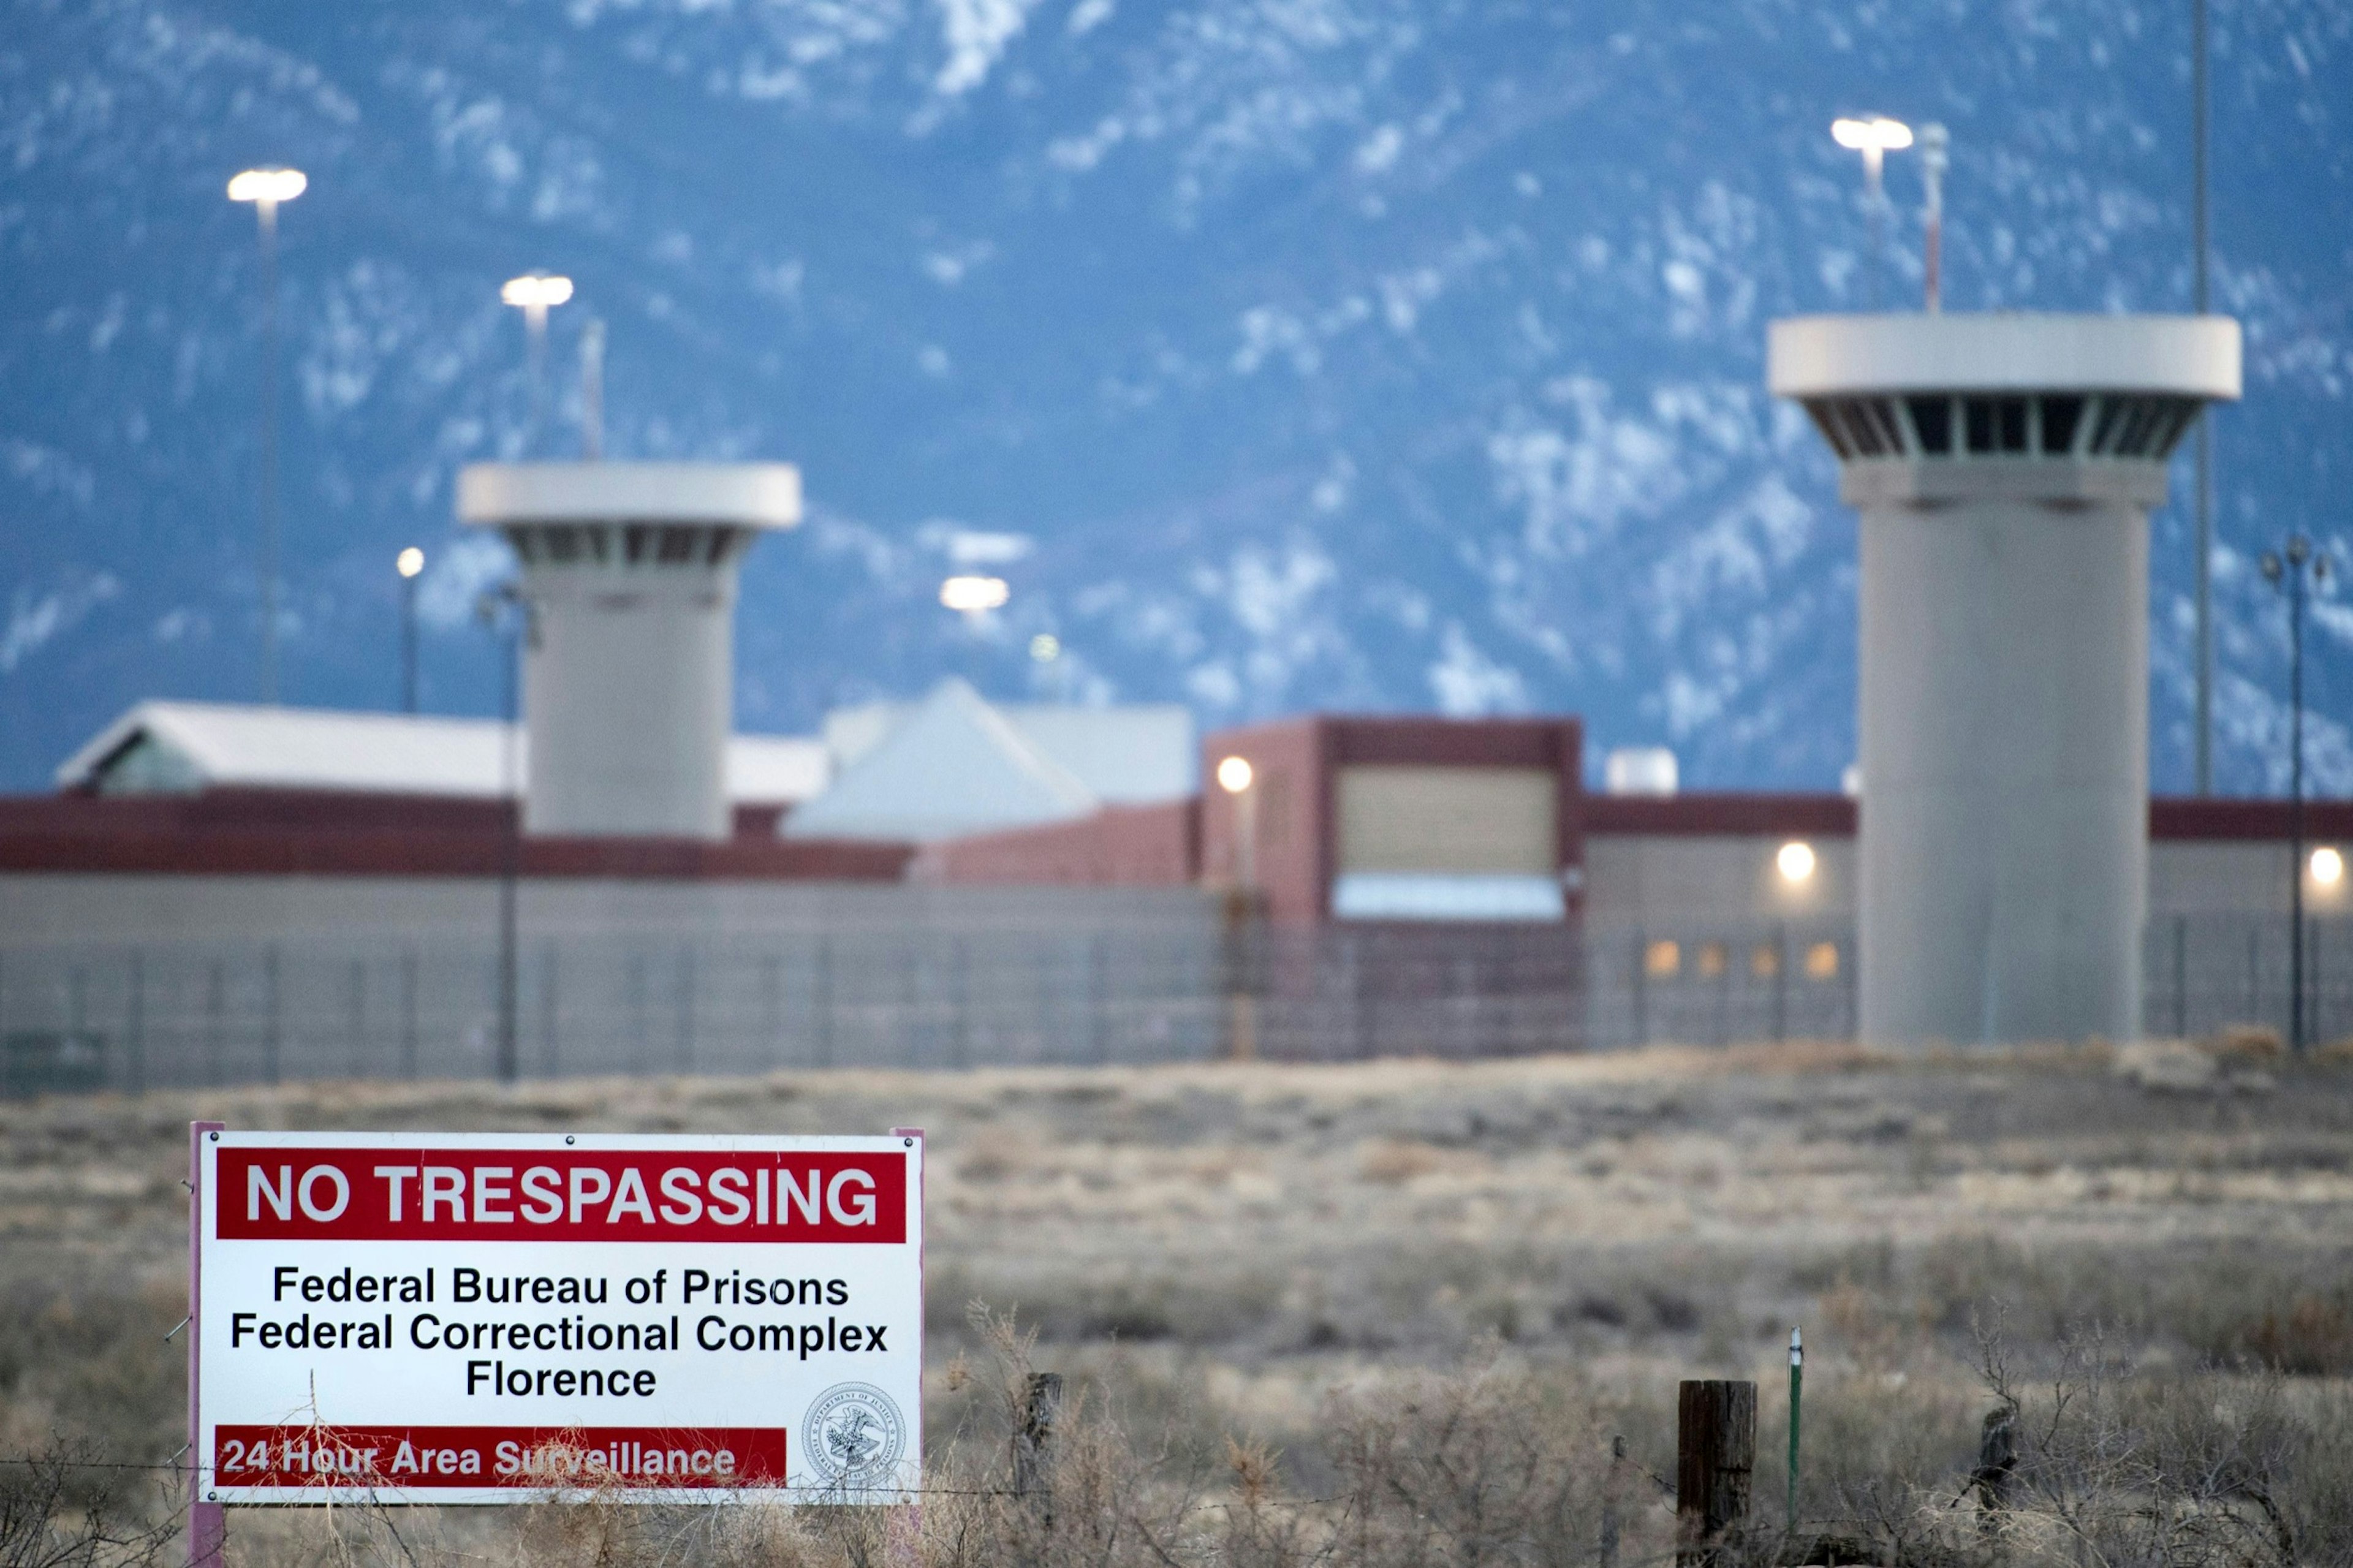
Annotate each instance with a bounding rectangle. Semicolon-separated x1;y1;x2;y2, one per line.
1803;942;1840;981
1696;941;1728;980
2086;396;2132;456
1645;940;1682;979
2109;399;2155;456
1801;401;1852;459
1997;397;2028;452
1750;942;1781;979
1961;396;2028;455
2122;397;2199;460
1859;398;1905;455
1803;399;1900;459
2040;395;2085;454
1906;396;1953;455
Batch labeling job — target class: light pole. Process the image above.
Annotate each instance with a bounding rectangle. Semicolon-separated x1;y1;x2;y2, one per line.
396;547;425;713
1918;123;1949;313
477;582;527;1083
2260;537;2329;1052
1831;117;1912;309
1217;754;1258;890
227;166;306;702
2194;0;2216;795
580;317;606;460
499;274;574;456
1216;754;1260;1061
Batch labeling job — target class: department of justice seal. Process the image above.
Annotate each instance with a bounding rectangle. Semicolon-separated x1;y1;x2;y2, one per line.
803;1383;906;1488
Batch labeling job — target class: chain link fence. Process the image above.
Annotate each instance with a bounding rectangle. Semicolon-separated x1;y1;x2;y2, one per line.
2;913;2349;1094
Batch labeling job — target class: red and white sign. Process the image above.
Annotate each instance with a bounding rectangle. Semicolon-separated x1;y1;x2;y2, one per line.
193;1131;922;1505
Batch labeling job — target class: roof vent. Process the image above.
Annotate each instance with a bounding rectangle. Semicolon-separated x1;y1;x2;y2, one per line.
1604;746;1678;798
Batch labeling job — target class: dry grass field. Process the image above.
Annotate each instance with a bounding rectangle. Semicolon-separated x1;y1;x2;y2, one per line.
6;1040;2353;1566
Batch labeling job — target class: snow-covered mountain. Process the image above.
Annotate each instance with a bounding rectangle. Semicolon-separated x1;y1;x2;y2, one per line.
3;0;2349;794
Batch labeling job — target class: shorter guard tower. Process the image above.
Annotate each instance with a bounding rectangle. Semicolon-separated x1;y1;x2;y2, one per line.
1770;314;2238;1045
457;462;801;839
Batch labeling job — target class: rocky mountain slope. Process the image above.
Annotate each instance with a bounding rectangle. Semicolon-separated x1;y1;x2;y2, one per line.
2;0;2347;792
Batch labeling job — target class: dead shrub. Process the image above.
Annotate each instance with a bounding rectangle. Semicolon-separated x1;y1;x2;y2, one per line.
0;1441;176;1568
1322;1358;1616;1568
1357;1139;1443;1186
2203;1024;2286;1064
2232;1294;2353;1377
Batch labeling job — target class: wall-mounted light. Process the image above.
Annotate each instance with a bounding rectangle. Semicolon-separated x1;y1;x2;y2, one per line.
1777;840;1817;884
1216;756;1254;795
2314;846;2345;887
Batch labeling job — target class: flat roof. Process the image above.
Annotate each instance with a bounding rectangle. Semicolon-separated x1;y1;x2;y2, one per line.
56;702;830;804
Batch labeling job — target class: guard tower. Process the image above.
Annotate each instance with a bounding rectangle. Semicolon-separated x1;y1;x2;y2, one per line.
457;462;801;839
1769;314;2239;1045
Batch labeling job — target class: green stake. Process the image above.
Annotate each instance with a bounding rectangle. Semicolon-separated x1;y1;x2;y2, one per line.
1787;1326;1803;1534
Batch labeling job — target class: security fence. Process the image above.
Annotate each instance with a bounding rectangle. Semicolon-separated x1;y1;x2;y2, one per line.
1;913;2349;1094
1582;912;2353;1051
1582;921;1859;1051
2141;911;2353;1045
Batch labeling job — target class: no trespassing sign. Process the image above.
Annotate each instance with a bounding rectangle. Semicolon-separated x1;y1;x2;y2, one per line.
194;1131;923;1505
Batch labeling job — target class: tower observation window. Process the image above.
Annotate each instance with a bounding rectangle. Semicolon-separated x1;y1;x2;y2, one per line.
1807;392;2198;462
1906;397;1952;454
1996;398;2028;452
1964;398;1995;454
1802;397;1911;458
2041;396;2085;453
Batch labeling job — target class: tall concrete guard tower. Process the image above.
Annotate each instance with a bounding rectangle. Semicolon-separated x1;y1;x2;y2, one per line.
1769;314;2238;1045
457;462;801;839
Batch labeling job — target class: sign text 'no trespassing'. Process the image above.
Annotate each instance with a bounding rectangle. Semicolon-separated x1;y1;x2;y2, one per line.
218;1148;906;1243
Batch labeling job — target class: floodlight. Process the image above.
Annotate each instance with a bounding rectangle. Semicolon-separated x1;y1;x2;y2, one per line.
227;167;308;204
501;275;574;309
1216;756;1254;795
1831;116;1912;151
1776;840;1817;883
939;575;1009;611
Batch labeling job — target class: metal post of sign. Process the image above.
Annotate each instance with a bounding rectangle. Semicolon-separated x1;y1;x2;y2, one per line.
891;1126;926;1562
540;940;560;1077
188;1120;225;1568
1786;1328;1803;1534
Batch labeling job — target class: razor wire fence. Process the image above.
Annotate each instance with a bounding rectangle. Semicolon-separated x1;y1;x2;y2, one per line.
2;913;2350;1095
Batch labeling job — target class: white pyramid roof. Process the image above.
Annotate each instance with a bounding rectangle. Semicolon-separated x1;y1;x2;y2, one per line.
821;697;1193;803
784;678;1099;843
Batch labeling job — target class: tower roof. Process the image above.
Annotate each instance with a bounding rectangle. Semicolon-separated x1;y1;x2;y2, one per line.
457;462;803;529
1768;313;2240;400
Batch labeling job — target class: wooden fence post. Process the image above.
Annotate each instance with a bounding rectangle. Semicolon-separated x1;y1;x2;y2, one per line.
1972;1404;2016;1516
1677;1379;1756;1568
1014;1371;1063;1520
1600;1433;1627;1568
